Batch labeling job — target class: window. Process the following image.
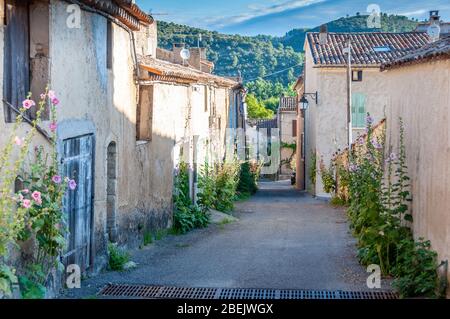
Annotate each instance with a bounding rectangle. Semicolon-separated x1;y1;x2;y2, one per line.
3;0;30;123
352;70;363;82
351;93;366;128
292;119;297;137
136;85;154;141
107;21;113;69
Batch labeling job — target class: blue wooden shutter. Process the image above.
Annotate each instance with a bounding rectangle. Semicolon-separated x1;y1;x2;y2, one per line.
351;93;366;128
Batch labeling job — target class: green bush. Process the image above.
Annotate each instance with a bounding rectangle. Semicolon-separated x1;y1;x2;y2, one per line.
108;243;130;271
236;162;258;197
213;162;239;213
392;238;438;298
320;159;336;194
173;162;211;234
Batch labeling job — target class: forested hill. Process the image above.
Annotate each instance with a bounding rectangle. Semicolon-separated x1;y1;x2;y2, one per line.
157;20;302;86
157;14;418;86
278;14;419;52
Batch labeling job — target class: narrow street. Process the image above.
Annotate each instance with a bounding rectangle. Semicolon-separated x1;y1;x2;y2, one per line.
64;181;391;298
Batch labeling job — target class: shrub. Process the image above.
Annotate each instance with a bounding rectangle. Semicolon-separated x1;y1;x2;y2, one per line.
319;158;336;194
392;239;438;298
143;231;153;246
309;150;317;187
213;162;239;213
173;161;211;234
108;243;130;271
236;161;258;197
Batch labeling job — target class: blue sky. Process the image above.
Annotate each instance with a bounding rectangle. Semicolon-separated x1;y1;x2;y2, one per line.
135;0;450;36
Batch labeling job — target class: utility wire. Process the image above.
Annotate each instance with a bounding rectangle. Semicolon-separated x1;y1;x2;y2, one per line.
245;63;304;82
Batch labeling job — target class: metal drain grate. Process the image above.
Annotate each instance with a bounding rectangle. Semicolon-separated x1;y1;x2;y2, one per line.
98;284;398;300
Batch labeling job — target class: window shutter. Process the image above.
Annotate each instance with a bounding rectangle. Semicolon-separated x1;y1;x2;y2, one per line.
351;93;366;128
292;119;297;137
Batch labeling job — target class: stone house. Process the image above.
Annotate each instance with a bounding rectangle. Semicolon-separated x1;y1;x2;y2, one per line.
277;96;297;179
381;36;450;295
0;0;244;295
300;29;430;197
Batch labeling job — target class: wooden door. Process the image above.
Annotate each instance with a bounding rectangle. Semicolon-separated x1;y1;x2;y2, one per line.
62;135;94;273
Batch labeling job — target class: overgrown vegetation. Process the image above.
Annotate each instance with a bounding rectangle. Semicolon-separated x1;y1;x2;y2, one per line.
319;158;336;195
173;162;210;234
236;162;259;198
0;90;72;299
309;151;317;190
107;243;130;271
345;115;442;298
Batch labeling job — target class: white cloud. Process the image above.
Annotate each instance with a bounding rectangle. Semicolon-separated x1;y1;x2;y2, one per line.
398;9;428;17
206;0;327;28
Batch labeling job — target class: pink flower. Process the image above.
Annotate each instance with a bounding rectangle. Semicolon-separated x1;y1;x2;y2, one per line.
22;199;32;209
21;189;29;194
52;175;62;184
49;122;57;132
18;194;24;202
22;99;35;110
51;98;59;106
14;136;23;146
48;90;56;100
68;179;77;190
31;191;42;203
40;93;46;100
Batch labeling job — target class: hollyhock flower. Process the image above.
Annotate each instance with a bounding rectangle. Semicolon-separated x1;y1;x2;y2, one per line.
68;179;77;190
357;137;365;145
51;98;60;106
349;164;358;172
14;136;23;146
48;90;56;100
371;138;382;149
49;122;57;132
31;191;42;203
40;93;46;100
21;189;29;194
18;194;24;202
366;115;374;125
389;153;397;161
22;99;35;110
52;175;62;184
22;199;32;209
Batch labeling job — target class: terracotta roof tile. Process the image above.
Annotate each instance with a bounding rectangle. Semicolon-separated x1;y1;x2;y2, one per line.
307;32;430;67
138;55;238;87
381;35;450;70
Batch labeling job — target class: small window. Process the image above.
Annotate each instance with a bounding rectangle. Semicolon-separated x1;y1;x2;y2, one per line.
351;93;366;128
352;70;363;82
107;21;113;69
292;119;297;137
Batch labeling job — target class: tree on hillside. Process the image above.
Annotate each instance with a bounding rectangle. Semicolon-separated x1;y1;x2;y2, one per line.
246;94;274;119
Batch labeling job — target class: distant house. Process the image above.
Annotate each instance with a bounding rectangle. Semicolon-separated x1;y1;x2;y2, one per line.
277;96;298;180
415;10;450;38
300;28;429;197
381;36;450;296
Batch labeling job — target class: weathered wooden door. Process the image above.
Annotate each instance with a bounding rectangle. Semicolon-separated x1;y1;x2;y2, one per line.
62;135;94;274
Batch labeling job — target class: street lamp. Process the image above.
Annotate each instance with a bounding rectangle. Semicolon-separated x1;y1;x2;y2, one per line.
298;91;317;190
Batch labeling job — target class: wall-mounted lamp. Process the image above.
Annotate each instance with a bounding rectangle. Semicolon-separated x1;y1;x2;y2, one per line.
299;91;318;110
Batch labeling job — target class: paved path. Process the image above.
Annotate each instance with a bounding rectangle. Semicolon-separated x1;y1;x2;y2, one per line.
63;180;391;298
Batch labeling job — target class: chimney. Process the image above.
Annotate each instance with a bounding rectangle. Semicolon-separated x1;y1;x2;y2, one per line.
172;43;185;65
429;10;440;23
319;24;328;45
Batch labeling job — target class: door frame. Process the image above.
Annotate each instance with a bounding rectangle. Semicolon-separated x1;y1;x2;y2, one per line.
59;133;96;273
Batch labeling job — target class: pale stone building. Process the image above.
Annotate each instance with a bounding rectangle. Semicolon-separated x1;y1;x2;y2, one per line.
277;96;298;180
0;0;244;295
381;36;450;296
301;29;429;197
